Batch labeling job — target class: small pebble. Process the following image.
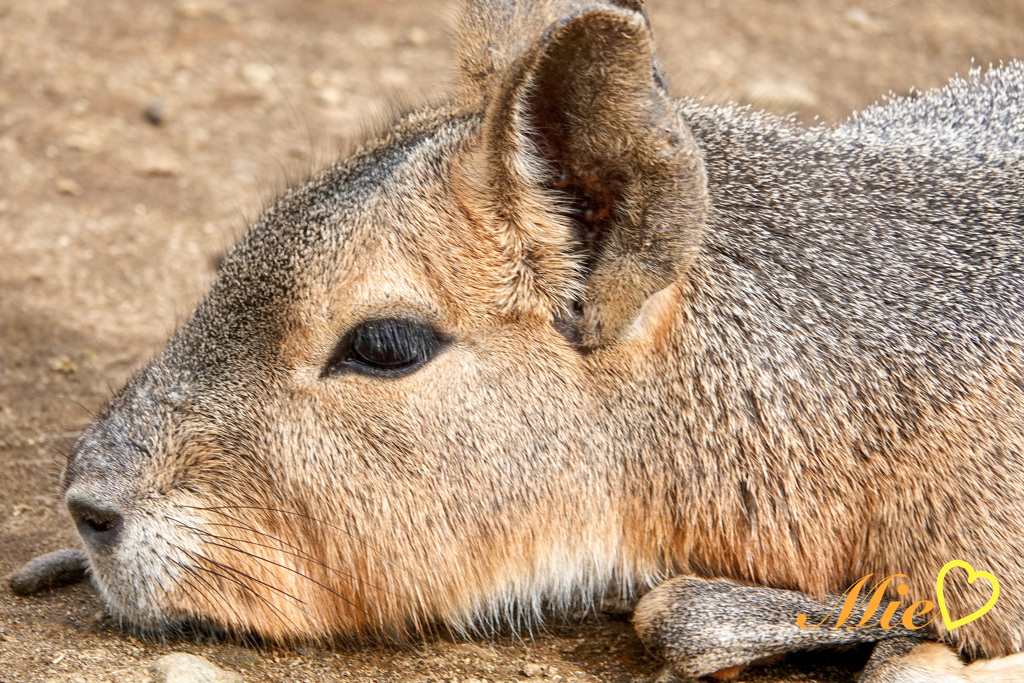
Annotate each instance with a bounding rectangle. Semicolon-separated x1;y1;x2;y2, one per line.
152;653;245;683
8;549;89;595
55;178;83;196
241;62;275;90
175;1;214;20
845;7;872;27
143;100;166;126
48;355;79;375
64;133;103;152
521;662;546;677
136;150;182;177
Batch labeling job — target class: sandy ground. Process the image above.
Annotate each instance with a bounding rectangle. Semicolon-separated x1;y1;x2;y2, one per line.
1;1;1022;681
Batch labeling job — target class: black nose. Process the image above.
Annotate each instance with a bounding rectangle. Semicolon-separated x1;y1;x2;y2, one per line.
68;498;124;553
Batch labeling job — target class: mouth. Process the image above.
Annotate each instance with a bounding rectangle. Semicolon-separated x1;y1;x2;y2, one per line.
61;488;220;632
64;497;357;641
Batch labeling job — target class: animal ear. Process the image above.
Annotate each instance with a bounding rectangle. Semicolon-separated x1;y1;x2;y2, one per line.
469;3;709;348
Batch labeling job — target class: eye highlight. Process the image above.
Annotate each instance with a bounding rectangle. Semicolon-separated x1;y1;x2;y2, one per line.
322;318;446;378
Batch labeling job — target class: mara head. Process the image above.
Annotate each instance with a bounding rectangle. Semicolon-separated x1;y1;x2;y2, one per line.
62;0;708;640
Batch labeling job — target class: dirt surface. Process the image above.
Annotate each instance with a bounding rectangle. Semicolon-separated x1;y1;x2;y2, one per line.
1;1;1022;681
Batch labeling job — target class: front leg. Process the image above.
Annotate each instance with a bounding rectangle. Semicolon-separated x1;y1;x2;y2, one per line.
632;576;933;681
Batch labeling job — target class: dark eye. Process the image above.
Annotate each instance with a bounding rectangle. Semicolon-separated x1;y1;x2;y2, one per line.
322;318;445;378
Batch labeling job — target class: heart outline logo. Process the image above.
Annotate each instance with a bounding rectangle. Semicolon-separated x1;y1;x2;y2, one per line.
935;559;1000;631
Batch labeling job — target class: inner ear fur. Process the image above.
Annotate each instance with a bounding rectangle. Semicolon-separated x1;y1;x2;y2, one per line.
476;4;708;348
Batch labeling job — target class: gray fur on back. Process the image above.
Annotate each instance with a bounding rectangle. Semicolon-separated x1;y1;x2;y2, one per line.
666;62;1023;465
680;62;1023;359
845;63;1024;156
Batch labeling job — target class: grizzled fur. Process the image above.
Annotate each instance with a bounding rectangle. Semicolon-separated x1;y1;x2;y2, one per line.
633;577;935;678
634;577;1024;681
63;0;1023;679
